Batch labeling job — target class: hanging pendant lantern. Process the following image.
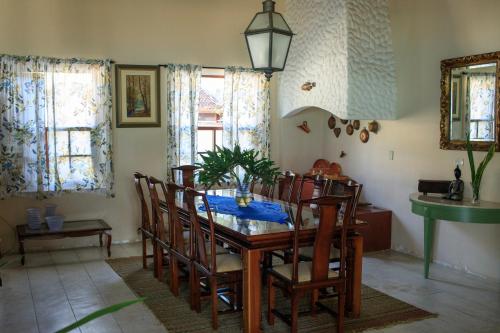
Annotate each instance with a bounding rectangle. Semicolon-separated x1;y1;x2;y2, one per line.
244;0;294;80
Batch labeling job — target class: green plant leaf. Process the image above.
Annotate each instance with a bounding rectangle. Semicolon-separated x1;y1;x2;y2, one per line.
473;143;496;193
196;144;280;188
55;298;146;333
466;132;476;183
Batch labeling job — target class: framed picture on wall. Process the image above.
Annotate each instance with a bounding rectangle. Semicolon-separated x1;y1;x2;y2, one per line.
115;65;160;127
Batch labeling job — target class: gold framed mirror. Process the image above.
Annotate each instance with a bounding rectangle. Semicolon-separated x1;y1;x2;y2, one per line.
440;51;500;151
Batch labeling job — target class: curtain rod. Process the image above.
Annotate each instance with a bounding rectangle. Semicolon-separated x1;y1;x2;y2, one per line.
158;64;225;69
110;61;224;70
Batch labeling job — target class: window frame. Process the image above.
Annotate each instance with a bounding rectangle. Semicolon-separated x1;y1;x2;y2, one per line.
198;71;224;153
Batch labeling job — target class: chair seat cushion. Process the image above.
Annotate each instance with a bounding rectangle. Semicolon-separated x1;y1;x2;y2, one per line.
214;253;242;273
299;246;339;260
271;262;338;283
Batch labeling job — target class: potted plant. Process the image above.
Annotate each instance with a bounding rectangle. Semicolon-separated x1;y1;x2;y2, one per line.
466;132;496;203
196;145;280;207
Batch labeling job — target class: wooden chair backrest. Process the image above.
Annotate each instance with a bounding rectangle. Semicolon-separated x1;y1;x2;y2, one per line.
166;182;188;256
292;195;353;284
296;174;331;203
250;176;277;199
277;171;296;203
184;188;217;274
147;177;169;242
133;172;152;232
171;165;198;188
330;180;363;224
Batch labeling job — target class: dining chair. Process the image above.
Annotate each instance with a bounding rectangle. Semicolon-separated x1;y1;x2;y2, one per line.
171;165;198;188
277;170;297;203
267;195;354;333
133;172;155;270
184;188;243;330
147;176;171;282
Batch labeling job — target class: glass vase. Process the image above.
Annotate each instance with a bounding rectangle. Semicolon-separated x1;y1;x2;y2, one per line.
235;183;253;207
472;186;480;204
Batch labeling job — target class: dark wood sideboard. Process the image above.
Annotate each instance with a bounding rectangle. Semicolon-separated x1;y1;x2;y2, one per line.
355;206;392;252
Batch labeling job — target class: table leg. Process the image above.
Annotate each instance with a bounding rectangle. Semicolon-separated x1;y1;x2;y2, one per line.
99;233;103;247
243;248;262;333
348;234;363;318
106;232;112;257
19;238;25;266
423;217;435;279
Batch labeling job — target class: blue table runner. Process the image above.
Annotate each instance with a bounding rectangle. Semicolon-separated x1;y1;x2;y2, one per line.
199;195;289;224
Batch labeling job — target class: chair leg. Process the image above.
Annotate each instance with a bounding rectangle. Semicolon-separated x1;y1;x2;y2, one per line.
337;285;346;333
311;289;319;317
152;241;158;278
156;246;164;282
170;257;179;296
193;270;201;313
142;233;147;269
267;274;275;325
291;293;299;333
236;278;243;311
210;277;219;330
189;264;195;310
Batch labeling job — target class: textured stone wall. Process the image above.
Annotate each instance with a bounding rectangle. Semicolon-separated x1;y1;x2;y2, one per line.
279;0;396;120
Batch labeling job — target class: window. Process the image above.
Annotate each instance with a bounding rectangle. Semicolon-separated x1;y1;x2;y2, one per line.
197;68;224;153
0;55;113;198
46;71;97;190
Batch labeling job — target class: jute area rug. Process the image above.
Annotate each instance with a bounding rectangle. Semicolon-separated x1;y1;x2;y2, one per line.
106;257;436;333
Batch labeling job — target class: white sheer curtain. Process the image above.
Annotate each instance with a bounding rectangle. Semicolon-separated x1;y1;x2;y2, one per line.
222;67;270;157
164;64;202;180
0;54;113;198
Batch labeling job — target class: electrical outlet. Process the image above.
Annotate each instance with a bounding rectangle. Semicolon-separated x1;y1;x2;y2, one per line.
455;159;464;166
389;150;394;160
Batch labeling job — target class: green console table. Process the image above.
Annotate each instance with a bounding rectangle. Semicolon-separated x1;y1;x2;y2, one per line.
409;193;500;278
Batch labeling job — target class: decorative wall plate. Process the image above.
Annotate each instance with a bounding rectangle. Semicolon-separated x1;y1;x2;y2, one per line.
334;127;341;137
346;123;354;135
313;159;330;169
328;115;336;129
329;162;342;175
360;127;369;143
353;120;360;130
368;120;379;134
340;119;349;125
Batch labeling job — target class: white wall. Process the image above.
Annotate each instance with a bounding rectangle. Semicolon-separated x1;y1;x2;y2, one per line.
312;0;500;280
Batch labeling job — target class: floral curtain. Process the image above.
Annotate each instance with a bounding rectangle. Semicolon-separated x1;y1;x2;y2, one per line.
0;54;113;198
222;67;270;157
469;74;496;140
164;64;202;180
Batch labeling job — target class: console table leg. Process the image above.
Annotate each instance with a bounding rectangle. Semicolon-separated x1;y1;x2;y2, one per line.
99;233;103;247
106;233;112;257
423;217;435;279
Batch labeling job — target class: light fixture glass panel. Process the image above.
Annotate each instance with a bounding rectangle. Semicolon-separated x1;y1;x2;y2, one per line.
247;33;271;68
271;32;291;69
272;13;291;31
248;13;270;31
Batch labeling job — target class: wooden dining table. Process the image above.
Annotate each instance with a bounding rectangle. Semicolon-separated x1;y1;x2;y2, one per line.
161;189;364;333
